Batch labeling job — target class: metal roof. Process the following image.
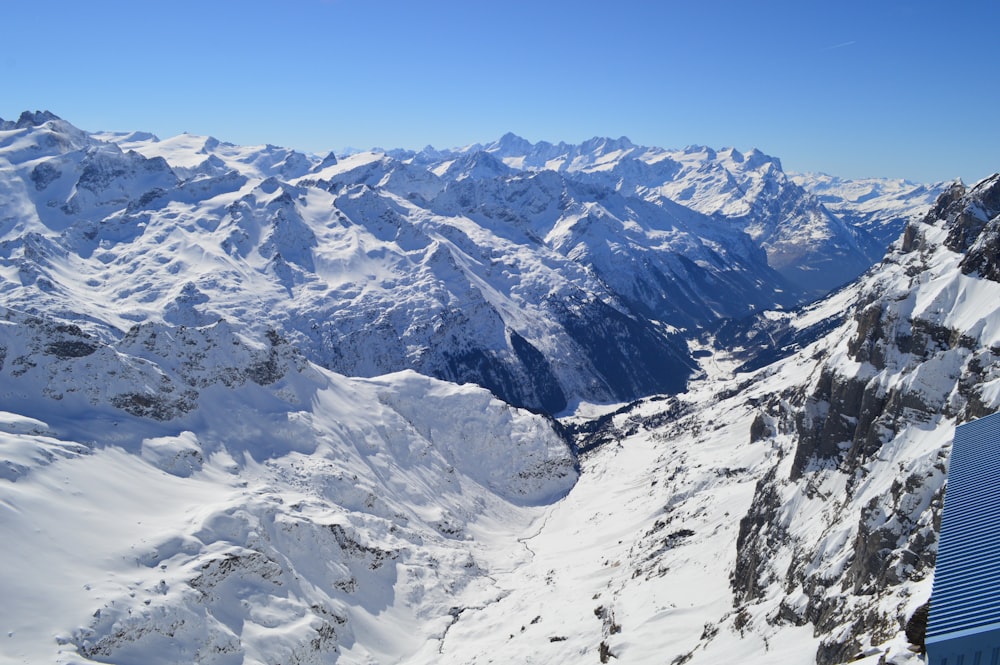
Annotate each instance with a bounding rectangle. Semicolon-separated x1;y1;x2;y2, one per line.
927;411;1000;641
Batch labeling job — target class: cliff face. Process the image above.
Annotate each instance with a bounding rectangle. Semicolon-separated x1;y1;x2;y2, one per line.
733;174;1000;664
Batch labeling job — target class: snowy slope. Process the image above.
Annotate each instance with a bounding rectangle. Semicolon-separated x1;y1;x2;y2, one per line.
792;171;949;252
0;113;945;413
0;308;576;664
2;113;717;413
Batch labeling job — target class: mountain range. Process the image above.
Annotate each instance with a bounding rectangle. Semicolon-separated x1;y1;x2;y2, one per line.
1;110;993;665
1;111;941;414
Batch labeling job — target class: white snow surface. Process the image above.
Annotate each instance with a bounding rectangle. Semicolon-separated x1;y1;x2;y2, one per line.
0;326;576;664
0;117;944;413
791;171;948;225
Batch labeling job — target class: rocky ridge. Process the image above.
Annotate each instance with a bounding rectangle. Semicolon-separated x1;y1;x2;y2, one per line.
729;173;1000;663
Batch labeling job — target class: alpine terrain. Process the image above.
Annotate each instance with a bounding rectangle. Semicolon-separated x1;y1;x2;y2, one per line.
1;110;995;665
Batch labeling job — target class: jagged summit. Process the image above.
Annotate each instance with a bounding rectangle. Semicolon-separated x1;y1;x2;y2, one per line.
489;130;535;154
2;108;62;128
20;109;61;126
434;149;513;182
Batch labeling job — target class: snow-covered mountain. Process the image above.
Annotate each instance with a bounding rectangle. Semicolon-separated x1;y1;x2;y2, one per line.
791;172;946;252
0;306;577;663
0;112;943;414
1;114;693;413
413;134;945;298
1;110;991;665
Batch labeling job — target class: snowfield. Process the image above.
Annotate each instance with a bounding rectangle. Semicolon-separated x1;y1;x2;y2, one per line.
0;347;576;664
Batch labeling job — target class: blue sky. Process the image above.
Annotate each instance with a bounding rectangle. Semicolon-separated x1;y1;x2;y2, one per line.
3;0;997;183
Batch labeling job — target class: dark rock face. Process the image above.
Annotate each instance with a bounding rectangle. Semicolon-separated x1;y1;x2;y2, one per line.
905;602;930;653
961;215;1000;282
791;368;866;480
418;295;693;414
439;344;547;412
30;162;62;191
731;180;1000;665
959;346;1000;420
789;291;977;481
508;330;567;413
44;339;98;358
732;466;787;605
548;295;695;401
110;390;198;421
41;323;99;358
920;182;967;238
748;411;773;443
15;110;61;128
944;174;1000;253
741;393;947;665
843;476;942;595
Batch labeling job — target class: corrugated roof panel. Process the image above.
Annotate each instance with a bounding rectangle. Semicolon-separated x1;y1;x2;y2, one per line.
927;411;1000;641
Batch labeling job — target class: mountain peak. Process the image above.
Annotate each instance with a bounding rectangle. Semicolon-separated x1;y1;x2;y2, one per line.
579;135;635;154
2;110;66;132
15;109;62;128
491;132;535;154
743;147;781;171
682;144;717;159
441;149;513;181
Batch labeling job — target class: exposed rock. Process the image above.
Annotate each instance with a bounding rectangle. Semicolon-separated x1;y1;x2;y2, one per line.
944;174;1000;252
15;109;61;128
29;162;61;190
109;390;198;421
732;467;786;604
728;180;1000;665
44;340;98;358
905;602;930;654
749;411;773;442
960;215;1000;282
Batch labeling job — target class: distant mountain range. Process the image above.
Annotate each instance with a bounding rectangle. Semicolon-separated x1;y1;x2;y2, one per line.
1;111;942;413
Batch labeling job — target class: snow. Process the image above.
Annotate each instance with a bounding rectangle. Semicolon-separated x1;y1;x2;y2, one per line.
0;317;576;663
0;446;241;663
5;117;938;413
424;358;800;663
0;115;990;665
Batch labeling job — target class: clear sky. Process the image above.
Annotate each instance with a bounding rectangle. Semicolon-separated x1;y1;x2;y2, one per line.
3;0;997;183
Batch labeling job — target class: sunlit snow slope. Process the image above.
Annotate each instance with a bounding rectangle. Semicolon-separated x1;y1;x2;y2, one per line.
0;311;576;663
1;111;942;413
